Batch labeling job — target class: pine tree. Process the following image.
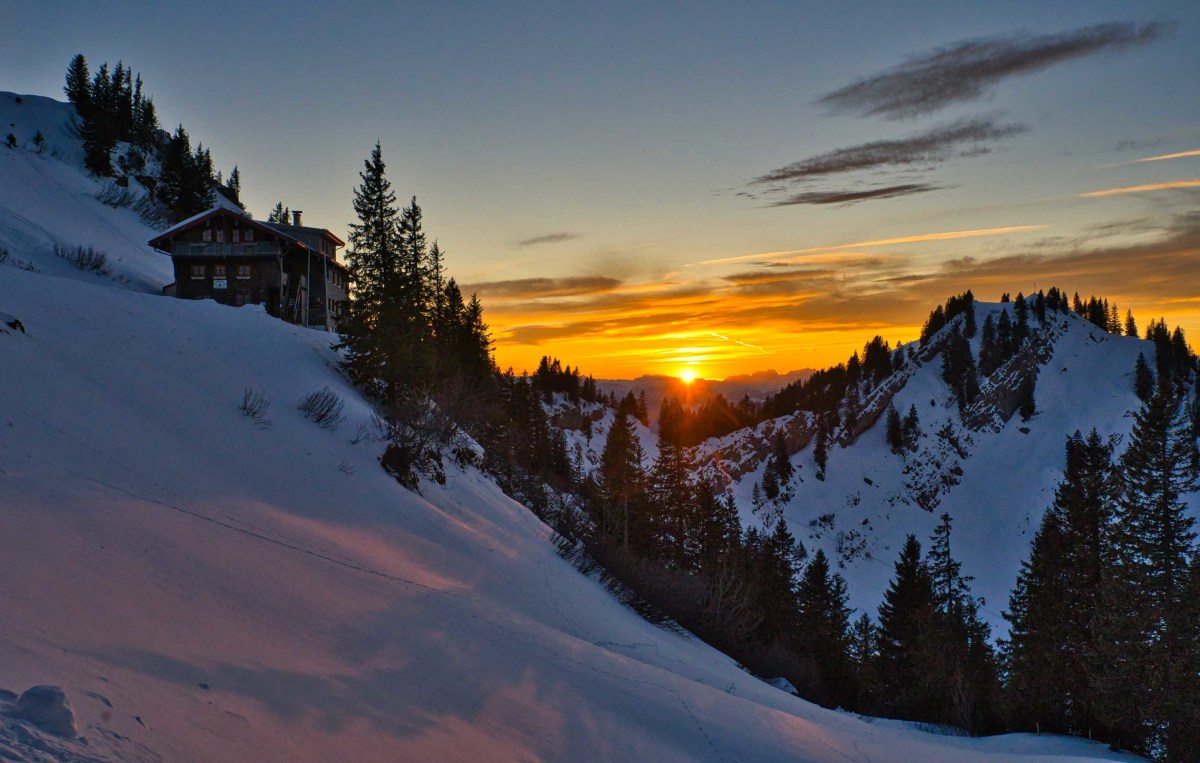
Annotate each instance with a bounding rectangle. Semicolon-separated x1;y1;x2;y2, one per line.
876;535;938;722
1111;391;1199;755
226;165;243;209
848;613;879;710
886;404;903;454
340;142;404;397
1125;309;1138;338
902;405;920;451
761;464;780;502
978;314;999;376
1134;352;1155;402
926;513;1000;732
648;429;697;568
1013;293;1029;345
1018;372;1036;421
940;326;979;411
64;54;92;120
772;431;794;483
996;309;1013;362
1004;508;1072;732
793;549;854;708
754;518;802;645
813;415;828;479
597;412;646;551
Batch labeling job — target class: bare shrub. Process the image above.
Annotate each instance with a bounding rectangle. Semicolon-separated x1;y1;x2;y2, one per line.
54;244;110;276
96;183;137;208
239;387;271;427
351;413;389;445
379;392;457;490
298;386;345;430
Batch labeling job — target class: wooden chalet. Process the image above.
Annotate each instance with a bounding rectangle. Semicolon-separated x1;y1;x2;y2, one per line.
149;207;349;331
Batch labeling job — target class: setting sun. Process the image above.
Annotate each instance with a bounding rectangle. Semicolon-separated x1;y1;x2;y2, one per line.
678;367;699;383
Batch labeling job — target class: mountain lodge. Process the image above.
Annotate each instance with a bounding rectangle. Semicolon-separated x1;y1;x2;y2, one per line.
149;206;349;331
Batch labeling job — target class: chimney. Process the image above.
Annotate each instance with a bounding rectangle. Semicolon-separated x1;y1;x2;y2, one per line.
292;210;303;227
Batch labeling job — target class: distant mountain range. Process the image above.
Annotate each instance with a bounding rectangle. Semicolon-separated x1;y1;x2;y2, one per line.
597;368;815;419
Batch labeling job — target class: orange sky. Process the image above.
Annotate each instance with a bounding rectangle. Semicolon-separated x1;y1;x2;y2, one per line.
478;209;1200;380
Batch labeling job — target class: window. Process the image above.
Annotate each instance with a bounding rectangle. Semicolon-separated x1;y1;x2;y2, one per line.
202;229;212;242
236;264;252;279
190;263;205;279
231;230;240;243
216;230;226;243
244;228;254;242
213;264;227;278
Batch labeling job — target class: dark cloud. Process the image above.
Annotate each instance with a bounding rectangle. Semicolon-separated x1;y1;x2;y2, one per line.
752;119;1025;186
465;276;621;299
768;183;944;207
515;232;583;247
819;21;1171;119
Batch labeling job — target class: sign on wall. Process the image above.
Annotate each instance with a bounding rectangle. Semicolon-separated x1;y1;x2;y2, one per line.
213;279;228;289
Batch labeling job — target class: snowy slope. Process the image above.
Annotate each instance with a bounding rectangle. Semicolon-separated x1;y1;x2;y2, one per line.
722;305;1198;632
0;91;202;293
0;92;1149;761
0;255;1146;763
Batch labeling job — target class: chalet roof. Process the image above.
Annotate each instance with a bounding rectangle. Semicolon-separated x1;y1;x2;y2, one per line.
148;207;347;270
262;222;346;248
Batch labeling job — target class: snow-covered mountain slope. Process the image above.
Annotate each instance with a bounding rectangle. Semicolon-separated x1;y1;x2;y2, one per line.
0;94;1144;761
0;269;1149;763
713;305;1198;632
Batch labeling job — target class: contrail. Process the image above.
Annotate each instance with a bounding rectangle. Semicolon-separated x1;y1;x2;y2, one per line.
708;332;768;355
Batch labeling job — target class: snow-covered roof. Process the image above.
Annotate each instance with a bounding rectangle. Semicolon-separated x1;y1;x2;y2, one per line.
148;207;346;269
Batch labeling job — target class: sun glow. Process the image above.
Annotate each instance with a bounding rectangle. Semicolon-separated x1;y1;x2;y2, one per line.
678;367;699;383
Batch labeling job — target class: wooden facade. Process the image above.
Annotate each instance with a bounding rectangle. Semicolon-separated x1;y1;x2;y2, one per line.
150;207;349;331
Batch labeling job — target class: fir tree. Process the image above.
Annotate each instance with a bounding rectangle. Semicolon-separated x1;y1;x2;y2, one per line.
886;404;903;454
793;549;854;707
927;513;1000;732
339;142;404;397
1018;372;1036;421
1134;352;1155;402
1111;391;1199;755
1004;508;1072;733
1125;309;1138;338
64;54;92;119
597;412;646;551
648;429;697;568
902;405;921;451
848;613;879;709
978;314;999;377
813;414;828;480
876;535;938;722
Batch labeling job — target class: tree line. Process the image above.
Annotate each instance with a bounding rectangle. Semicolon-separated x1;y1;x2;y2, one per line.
64;54;241;221
334;136;1200;757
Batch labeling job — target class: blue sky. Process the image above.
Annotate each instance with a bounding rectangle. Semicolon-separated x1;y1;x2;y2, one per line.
5;1;1199;377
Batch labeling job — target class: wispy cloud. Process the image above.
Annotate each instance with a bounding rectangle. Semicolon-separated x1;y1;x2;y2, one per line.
515;232;583;247
1135;149;1200;163
698;225;1048;266
753;119;1025;185
818;21;1171;119
487;216;1200;378
768;184;944;207
1080;179;1200;197
465;276;621;298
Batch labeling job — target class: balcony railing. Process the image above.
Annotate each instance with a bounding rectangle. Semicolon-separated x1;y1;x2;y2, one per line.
172;241;282;258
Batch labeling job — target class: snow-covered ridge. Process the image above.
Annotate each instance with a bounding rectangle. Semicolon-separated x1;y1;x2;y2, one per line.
710;302;1194;634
